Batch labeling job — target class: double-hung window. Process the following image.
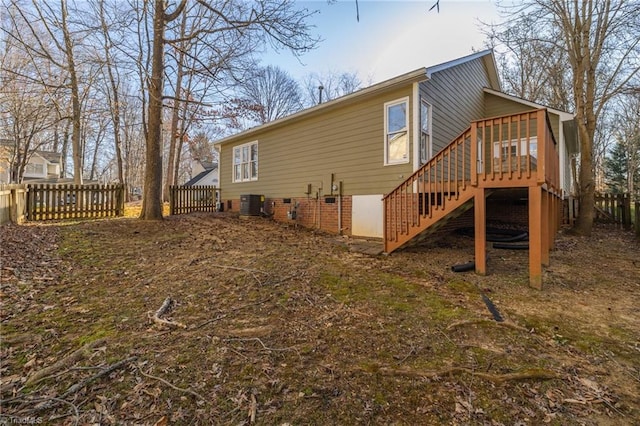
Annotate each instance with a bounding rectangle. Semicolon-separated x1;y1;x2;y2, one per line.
233;141;258;182
420;99;432;164
384;97;409;165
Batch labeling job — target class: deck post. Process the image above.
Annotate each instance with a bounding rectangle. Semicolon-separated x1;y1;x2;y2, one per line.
470;124;478;187
474;188;486;275
529;186;543;289
541;189;550;266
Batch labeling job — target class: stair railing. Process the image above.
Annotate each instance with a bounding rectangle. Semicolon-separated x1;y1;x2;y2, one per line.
383;108;558;253
383;128;473;251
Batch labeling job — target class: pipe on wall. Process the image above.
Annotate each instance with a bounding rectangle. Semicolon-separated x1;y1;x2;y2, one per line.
338;181;343;235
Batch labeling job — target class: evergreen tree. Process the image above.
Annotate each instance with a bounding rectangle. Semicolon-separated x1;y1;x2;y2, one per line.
604;142;629;194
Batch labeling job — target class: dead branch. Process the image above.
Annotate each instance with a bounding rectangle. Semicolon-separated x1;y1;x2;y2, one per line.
33;356;137;412
150;297;187;329
25;338;107;386
249;393;257;423
223;337;298;354
193;297;272;330
367;365;559;383
207;263;269;285
136;366;204;400
446;319;529;333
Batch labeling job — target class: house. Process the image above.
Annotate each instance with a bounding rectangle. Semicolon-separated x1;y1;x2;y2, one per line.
184;160;219;187
0;141;63;184
214;50;579;288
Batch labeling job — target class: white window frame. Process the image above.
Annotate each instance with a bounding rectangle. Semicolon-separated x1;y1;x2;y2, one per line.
232;141;258;183
384;97;410;166
419;99;432;165
492;137;538;160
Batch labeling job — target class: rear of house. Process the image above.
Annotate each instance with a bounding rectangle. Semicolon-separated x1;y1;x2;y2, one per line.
215;50;578;243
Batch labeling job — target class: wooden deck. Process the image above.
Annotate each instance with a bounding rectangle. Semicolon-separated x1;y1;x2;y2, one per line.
383;109;561;289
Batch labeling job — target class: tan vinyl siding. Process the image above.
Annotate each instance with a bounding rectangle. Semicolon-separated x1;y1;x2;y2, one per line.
220;86;414;199
484;93;561;143
420;57;490;156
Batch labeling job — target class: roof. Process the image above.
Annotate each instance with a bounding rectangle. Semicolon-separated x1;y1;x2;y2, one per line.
483;88;574;119
0;140;62;163
184;165;218;187
214;68;428;147
35;151;62;164
483;88;579;154
215;50;499;148
199;160;216;171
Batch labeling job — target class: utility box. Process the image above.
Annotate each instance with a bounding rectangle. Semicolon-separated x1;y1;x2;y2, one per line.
240;194;263;216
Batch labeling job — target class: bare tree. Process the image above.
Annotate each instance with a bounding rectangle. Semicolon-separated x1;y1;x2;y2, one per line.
3;0;95;184
139;0;318;220
301;70;363;107
494;0;640;236
0;6;60;182
239;65;303;124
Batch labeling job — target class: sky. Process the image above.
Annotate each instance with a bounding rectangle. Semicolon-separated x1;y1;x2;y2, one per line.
261;0;502;84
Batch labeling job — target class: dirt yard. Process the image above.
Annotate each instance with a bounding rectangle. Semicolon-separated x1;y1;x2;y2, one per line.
1;210;638;425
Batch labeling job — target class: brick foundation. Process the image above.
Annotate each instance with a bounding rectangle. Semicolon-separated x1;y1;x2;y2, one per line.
226;195;353;235
225;192;547;239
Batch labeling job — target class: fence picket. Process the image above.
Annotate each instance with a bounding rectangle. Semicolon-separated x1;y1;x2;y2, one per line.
17;183;125;222
168;185;220;216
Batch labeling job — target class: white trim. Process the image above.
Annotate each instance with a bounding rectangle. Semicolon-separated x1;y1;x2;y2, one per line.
232;140;259;183
559;127;566;198
483;87;574;120
383;97;410;166
412;83;420;171
419;98;433;165
426;49;494;76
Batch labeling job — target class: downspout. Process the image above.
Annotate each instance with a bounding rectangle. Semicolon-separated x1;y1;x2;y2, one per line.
338;181;343;235
318;186;322;230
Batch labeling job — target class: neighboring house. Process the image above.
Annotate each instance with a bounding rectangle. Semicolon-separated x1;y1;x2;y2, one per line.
184;160;219;187
214;50;579;288
0;142;63;184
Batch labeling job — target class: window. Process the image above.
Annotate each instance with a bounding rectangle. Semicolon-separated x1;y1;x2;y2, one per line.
384;98;409;165
420;99;432;164
492;137;538;172
25;163;44;175
233;141;258;182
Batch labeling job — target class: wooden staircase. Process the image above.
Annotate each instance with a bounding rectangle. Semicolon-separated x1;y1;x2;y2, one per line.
383;126;476;253
383;109;561;256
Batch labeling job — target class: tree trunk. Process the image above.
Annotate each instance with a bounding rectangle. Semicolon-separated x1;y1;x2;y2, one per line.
61;0;83;185
574;122;595;235
99;0;125;188
140;0;165;220
163;11;187;202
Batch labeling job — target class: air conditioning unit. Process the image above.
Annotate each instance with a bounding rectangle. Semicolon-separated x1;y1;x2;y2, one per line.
240;194;263;216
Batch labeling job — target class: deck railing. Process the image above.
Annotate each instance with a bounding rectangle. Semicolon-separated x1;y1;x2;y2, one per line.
384;109;559;252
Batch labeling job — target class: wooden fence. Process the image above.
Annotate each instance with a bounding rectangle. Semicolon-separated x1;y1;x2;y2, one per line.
26;184;124;221
0;184;27;225
169;185;221;215
594;193;634;229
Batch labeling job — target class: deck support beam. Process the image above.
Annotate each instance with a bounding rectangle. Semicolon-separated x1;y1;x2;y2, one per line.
474;188;486;275
541;189;550;266
528;186;543;289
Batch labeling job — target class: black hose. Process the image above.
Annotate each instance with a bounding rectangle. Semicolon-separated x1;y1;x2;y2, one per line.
492;242;529;250
486;232;528;243
451;261;475;272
